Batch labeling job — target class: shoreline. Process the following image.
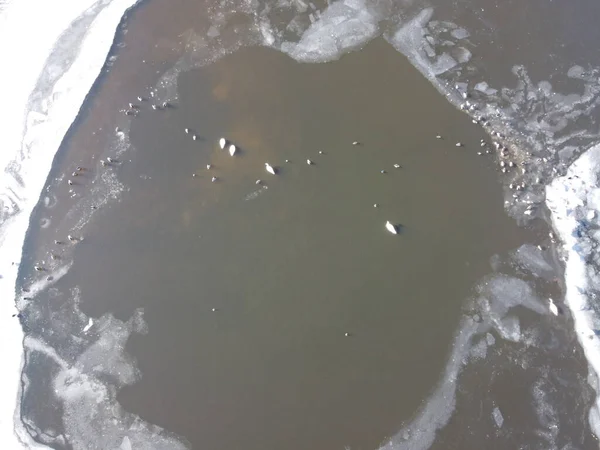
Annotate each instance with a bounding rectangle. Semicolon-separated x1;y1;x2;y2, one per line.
0;0;142;446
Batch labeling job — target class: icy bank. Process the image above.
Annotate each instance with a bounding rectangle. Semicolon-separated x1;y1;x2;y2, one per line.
0;0;140;446
546;143;600;436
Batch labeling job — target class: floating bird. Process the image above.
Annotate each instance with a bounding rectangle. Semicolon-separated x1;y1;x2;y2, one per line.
100;160;107;166
185;128;190;134
385;221;397;235
137;96;144;102
436;135;442;139
265;163;276;175
192;134;198;141
455;142;463;147
192;173;196;177
229;144;237;156
219;138;226;149
67;180;73;186
393;164;401;169
162;102;169;108
50;254;59;261
211;176;218;182
76;166;84;171
380;170;386;174
34;266;44;271
548;298;559;316
54;240;62;245
128;103;135;108
352;141;360;146
319;150;323;154
107;157;115;163
151;104;157;110
306;159;313;165
373;204;378;208
344;332;351;337
67;235;76;242
206;164;212;170
211;308;218;312
256;179;262;185
72;172;78;177
285;159;290;163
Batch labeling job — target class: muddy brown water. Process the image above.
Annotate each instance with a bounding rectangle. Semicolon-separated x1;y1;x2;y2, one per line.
16;0;598;447
47;39;535;450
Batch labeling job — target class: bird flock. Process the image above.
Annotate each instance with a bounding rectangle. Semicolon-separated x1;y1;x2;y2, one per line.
18;88;559;328
211;133;402;236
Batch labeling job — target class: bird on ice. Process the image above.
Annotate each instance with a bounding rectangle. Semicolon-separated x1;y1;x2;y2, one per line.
229;144;237;156
265;163;276;175
219;138;226;149
385;221;397;235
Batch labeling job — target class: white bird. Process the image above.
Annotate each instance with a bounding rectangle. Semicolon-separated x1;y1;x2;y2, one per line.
211;176;218;182
229;144;237;156
548;298;559;316
192;134;197;141
306;159;313;165
83;318;93;333
385;221;397;235
206;164;212;170
185;128;190;134
219;138;226;149
265;163;276;175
